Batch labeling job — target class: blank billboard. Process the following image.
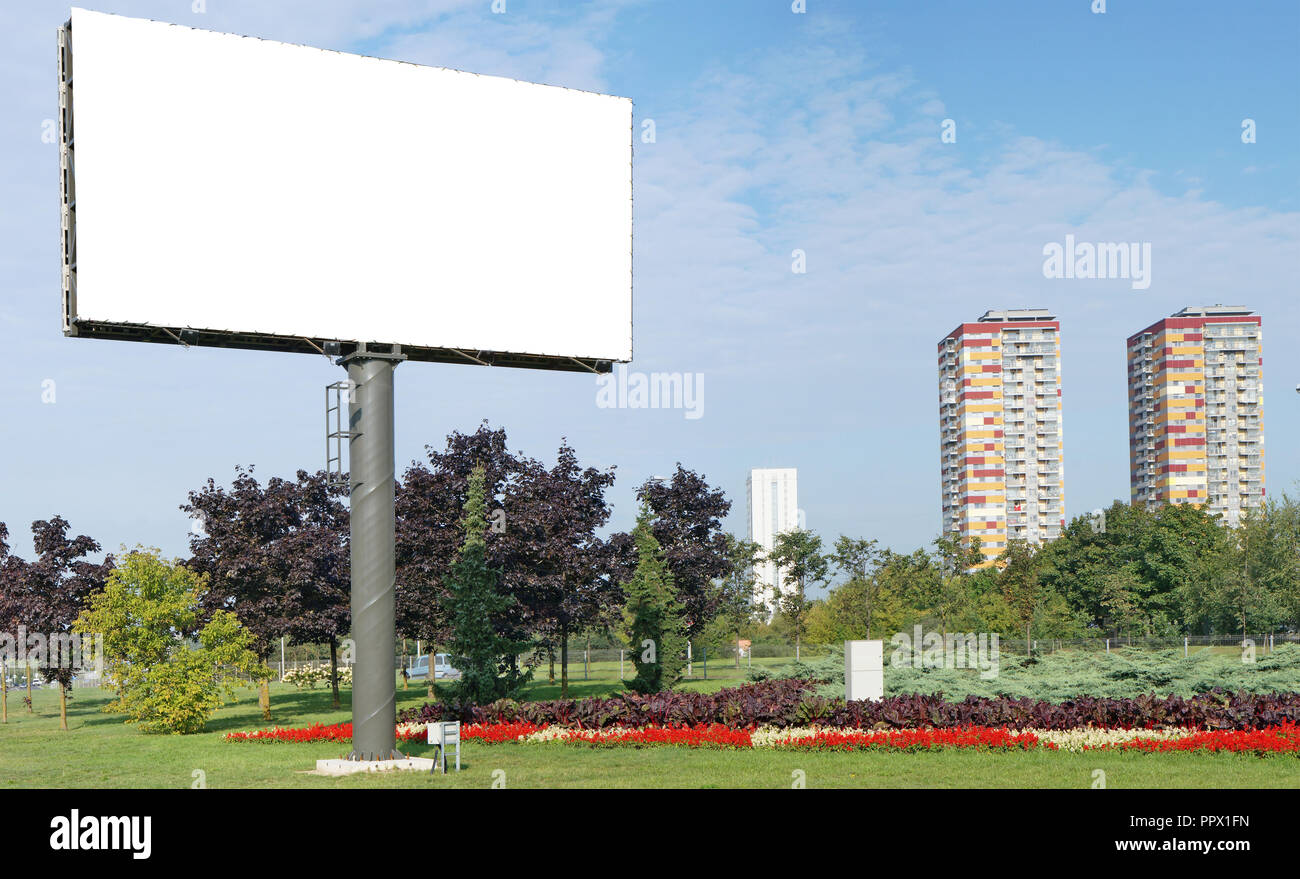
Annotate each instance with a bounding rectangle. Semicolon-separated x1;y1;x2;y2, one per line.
59;8;632;370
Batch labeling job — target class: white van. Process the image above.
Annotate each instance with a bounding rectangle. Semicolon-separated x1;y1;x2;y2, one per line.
405;653;461;680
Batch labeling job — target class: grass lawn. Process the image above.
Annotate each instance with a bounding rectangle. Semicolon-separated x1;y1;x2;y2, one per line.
2;683;1299;788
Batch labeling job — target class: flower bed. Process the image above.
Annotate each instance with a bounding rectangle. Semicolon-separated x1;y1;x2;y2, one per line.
224;722;426;744
519;723;753;748
766;726;1044;751
481;721;1300;754
397;682;1300;733
1095;722;1300;754
219;720;1298;755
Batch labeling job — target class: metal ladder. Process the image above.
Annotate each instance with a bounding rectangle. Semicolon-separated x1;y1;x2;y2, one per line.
326;380;353;489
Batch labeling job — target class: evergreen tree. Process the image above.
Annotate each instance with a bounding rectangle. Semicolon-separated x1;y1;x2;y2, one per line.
444;464;527;705
623;508;686;694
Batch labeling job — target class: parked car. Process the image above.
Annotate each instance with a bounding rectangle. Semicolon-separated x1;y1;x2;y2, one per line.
405;653;461;681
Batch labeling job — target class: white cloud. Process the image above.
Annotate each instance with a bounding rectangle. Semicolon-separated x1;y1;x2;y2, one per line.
1;1;1295;558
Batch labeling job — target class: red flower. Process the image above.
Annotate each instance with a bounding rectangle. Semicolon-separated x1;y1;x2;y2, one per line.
463;722;544;743
224;722;427;744
1093;721;1300;755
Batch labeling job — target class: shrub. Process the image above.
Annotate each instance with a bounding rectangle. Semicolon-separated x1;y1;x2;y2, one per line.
74;549;267;734
754;643;1300;702
398;679;820;729
398;681;1300;732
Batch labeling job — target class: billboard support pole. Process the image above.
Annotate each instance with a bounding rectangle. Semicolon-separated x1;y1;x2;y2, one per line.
342;343;406;761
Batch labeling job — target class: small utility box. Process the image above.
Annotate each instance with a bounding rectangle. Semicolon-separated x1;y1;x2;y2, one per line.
427;721;461;773
845;640;884;702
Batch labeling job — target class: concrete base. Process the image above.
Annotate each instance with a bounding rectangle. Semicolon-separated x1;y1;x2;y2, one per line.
312;757;435;776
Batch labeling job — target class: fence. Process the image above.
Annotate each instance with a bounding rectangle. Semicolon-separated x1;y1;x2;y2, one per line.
993;633;1295;656
243;632;1300;687
33;631;1290;692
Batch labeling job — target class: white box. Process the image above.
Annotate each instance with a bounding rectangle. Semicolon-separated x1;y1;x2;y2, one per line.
845;640;883;702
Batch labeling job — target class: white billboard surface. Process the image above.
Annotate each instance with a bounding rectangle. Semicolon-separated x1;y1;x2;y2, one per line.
61;8;632;368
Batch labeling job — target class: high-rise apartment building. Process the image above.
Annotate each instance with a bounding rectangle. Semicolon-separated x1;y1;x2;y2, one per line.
746;467;798;607
939;309;1064;566
1127;306;1264;527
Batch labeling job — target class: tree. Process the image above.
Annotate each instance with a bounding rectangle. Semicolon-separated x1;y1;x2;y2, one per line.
1242;494;1300;632
1038;501;1226;636
929;534;983;637
622;508;686;693
8;517;111;730
998;539;1042;654
1099;564;1145;639
275;473;350;709
715;535;762;666
0;522;15;724
444;464;529;705
766;529;828;660
870;548;933;636
1192;507;1289;639
509;442;618;697
636;465;732;640
183;467;346;720
396;423;533;697
75;549;266;734
830;536;881;638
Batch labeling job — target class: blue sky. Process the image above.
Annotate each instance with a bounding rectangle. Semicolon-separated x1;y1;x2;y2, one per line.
2;0;1297;592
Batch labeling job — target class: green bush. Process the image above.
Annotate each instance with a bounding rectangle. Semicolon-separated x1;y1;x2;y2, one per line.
75;549;268;734
754;643;1300;701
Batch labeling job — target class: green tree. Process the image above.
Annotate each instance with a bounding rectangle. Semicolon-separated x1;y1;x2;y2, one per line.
1190;506;1290;640
622;508;686;693
1040;500;1228;636
75;549;266;734
766;529;828;660
829;536;881;639
930;534;983;636
714;535;762;667
444;464;528;705
1247;494;1300;631
862;548;928;637
805;594;854;644
998;539;1042;655
1100;563;1145;639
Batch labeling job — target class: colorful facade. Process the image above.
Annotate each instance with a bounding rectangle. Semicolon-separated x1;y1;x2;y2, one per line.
939;309;1064;566
1127;306;1264;526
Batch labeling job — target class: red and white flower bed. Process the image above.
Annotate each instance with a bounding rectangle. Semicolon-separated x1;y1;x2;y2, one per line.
226;717;1300;755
